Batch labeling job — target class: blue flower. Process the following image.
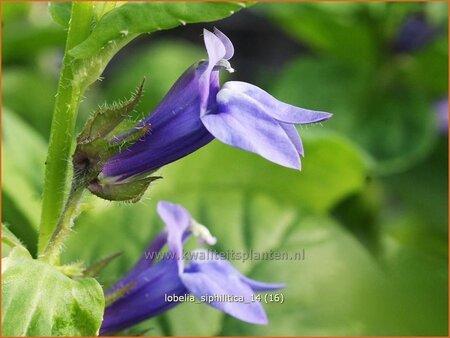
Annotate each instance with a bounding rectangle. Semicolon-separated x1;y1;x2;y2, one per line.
393;13;439;54
93;28;331;193
100;201;284;335
435;98;448;134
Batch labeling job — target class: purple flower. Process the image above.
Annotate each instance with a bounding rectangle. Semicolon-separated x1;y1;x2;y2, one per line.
100;201;284;335
393;13;439;54
435;98;448;134
95;28;331;189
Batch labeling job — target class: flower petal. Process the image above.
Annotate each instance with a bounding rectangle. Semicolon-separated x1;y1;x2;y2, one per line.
181;250;268;324
188;249;285;291
101;259;186;335
213;27;234;60
281;123;304;157
157;201;191;272
186;250;285;292
201;87;301;169
221;81;333;124
240;275;286;292
109;230;168;293
199;29;228;115
203;28;227;66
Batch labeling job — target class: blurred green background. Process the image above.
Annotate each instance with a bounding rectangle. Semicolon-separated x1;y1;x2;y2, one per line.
2;2;448;336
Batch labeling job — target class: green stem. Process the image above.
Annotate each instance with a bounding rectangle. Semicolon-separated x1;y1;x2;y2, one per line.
40;184;85;265
38;2;93;255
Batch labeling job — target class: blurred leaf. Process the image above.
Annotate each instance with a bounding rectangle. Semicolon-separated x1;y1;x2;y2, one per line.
221;216;387;335
404;37;448;95
2;247;104;336
3;68;56;139
2;20;65;64
384;138;448;234
63;198;161;286
332;180;384;254
222;214;447;336
69;2;249;59
382;213;447;258
272;58;366;132
377;214;448;335
356;73;435;174
49;2;72;28
425;2;449;24
2;2;31;24
258;2;378;67
272;57;437;174
2;109;47;255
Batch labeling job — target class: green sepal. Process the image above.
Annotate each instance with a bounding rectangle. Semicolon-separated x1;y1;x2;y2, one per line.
77;79;145;144
88;176;162;203
105;282;136;307
103;123;150;159
83;251;122;277
72;80;149;188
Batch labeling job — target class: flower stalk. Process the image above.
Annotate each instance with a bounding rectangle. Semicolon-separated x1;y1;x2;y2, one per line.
40;183;85;265
38;2;94;255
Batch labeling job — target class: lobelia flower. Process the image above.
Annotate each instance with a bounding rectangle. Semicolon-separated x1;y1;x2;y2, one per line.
392;13;439;54
78;28;331;202
435;98;448;134
100;201;284;335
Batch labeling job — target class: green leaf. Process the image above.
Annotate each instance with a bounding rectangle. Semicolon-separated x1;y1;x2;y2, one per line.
404;36;449;95
2;224;24;249
2;224;25;258
2;68;56;138
93;2;127;22
258;3;378;67
221;214;447;336
221;216;386;335
49;2;72;28
2;18;65;64
376;213;448;335
383;138;448;235
2;2;31;24
2;247;104;336
2;109;47;255
69;2;249;59
63;197;161;286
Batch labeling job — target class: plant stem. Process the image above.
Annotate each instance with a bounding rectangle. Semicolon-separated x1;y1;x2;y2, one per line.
40;184;85;265
38;2;93;255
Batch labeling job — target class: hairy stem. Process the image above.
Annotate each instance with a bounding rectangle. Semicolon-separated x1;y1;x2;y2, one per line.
38;2;93;255
40;184;85;265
